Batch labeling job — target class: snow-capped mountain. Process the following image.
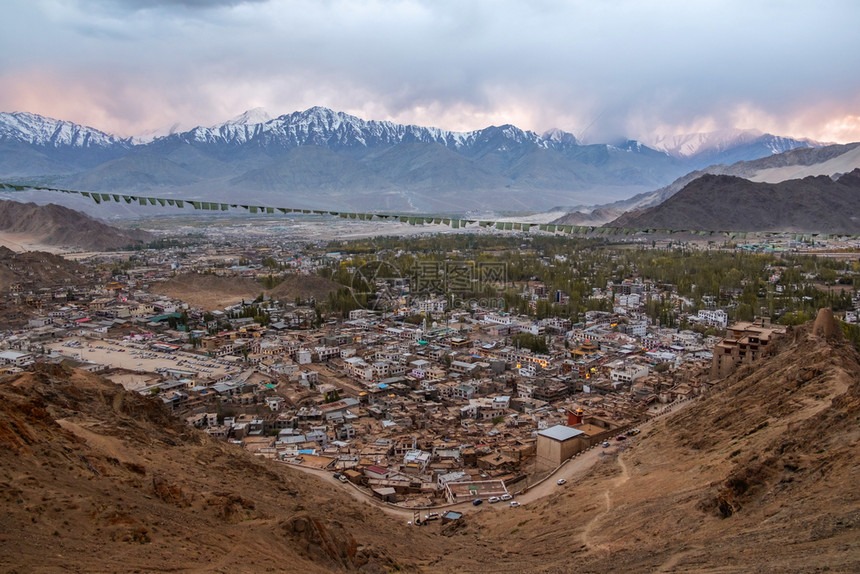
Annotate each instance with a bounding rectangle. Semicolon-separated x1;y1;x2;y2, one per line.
161;106;576;153
648;129;762;157
214;107;272;127
0;106;846;215
0;111;129;149
541;128;579;146
645;128;823;164
129;122;192;146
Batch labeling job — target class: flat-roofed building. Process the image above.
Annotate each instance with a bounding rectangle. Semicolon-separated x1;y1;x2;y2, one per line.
711;321;785;378
536;425;587;469
444;479;509;503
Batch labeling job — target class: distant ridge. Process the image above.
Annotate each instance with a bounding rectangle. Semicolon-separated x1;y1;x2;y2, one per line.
0;199;153;251
552;142;860;226
608;169;860;234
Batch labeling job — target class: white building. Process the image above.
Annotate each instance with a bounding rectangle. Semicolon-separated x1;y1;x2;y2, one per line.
344;356;374;381
418;299;447;313
314;346;340;361
629;320;647;338
484;313;513;325
697;309;728;328
437;470;469;490
0;350;32;367
609;364;649;384
296;348;312;364
348;309;368;320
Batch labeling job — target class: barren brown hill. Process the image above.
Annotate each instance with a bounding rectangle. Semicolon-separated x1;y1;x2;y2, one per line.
149;272;340;310
0;364;448;573
609;169;860;234
552;142;860;227
148;273;262;310
0;245;90;290
268;273;341;302
0;199;153;251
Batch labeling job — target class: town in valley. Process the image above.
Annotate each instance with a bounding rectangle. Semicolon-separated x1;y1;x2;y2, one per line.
3;217;857;516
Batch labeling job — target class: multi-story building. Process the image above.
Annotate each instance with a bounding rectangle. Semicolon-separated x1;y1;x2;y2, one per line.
711;321;785;377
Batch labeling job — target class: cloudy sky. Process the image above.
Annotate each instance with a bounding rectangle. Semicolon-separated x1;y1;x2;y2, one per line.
2;0;859;144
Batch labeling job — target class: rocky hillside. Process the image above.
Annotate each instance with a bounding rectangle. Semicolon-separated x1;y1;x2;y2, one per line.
0;364;441;572
608;169;860;234
553;142;860;227
0;199;153;251
0;246;91;290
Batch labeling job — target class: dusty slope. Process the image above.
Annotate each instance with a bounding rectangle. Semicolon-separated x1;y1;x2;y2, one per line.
552;142;860;226
0;364;448;573
148;272;340;310
147;273;262;310
610;169;860;233
433;309;860;573
0;199;153;251
0;245;90;290
750;143;860;183
267;273;340;303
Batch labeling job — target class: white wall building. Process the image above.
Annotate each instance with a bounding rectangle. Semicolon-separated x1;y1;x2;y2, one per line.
697;309;728;328
609;364;649;384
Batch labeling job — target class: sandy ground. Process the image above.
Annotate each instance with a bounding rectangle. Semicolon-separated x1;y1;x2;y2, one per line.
0;231;67;253
46;337;241;381
0;230;130;258
102;371;162;392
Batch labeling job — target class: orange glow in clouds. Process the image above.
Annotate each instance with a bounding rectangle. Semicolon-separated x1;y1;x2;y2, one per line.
2;71;860;144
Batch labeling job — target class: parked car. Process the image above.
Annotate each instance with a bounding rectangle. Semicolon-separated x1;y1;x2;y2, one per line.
488;496;501;503
557;478;567;485
627;428;641;436
500;494;513;501
616;435;627;441
473;498;483;506
601;441;611;448
424;512;439;521
509;501;521;508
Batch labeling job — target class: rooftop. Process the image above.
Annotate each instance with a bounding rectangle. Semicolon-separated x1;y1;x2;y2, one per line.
537;424;585;442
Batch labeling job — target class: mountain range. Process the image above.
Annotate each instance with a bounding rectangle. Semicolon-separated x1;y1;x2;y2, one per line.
0;107;824;214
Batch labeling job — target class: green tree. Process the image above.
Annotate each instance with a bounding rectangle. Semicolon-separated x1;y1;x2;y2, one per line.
511;332;549;354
